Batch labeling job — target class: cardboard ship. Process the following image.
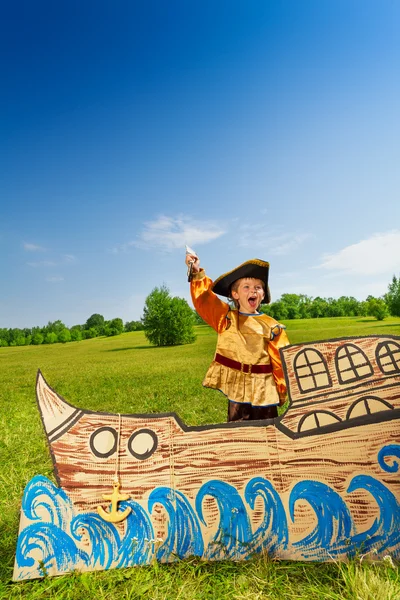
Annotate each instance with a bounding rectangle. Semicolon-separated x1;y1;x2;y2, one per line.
14;335;400;580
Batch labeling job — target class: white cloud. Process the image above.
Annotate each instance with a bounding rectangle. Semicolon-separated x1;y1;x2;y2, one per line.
317;231;400;276
238;224;311;255
271;234;311;256
27;261;57;268
46;276;64;283
27;254;77;268
63;254;77;264
23;242;46;252
115;215;226;252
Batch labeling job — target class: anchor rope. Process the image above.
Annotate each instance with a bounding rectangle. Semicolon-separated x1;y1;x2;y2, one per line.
114;412;122;483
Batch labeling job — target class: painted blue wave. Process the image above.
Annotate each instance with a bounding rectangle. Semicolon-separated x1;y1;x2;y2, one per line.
117;500;154;567
21;474;73;529
378;444;400;473
16;476;89;579
245;477;288;555
148;488;204;560
16;520;89;580
347;475;400;558
71;513;121;570
196;480;252;559
289;480;353;559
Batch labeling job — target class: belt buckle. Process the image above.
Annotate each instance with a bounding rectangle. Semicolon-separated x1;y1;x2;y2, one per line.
241;362;252;375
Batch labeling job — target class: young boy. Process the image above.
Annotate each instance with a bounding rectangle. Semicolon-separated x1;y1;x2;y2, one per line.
185;253;289;422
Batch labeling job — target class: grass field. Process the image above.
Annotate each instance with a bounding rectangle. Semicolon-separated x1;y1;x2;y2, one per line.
1;316;400;599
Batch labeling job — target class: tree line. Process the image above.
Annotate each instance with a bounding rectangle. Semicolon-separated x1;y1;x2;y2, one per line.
0;314;143;347
1;276;399;348
260;293;388;321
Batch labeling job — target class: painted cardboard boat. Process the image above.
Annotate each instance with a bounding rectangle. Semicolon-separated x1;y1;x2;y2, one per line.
14;335;400;580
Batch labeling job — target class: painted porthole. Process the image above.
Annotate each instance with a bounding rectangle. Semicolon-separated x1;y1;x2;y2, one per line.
89;426;118;458
128;429;158;460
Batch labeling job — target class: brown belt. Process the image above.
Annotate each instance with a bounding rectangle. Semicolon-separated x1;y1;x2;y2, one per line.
215;353;272;375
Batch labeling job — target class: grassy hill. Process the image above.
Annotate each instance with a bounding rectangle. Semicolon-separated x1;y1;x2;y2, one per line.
1;317;399;599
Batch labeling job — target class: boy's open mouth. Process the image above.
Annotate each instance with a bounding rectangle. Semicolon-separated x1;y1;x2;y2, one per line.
248;296;257;307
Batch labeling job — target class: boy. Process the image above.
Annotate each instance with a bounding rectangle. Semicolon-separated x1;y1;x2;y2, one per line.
186;253;289;422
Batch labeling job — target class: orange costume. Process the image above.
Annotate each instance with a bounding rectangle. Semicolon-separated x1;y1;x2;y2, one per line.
190;268;290;421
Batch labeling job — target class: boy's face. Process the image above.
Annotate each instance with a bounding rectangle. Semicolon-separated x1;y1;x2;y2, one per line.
231;277;265;313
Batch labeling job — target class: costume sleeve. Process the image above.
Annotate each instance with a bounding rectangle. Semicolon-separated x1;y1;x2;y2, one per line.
268;324;290;404
190;269;229;333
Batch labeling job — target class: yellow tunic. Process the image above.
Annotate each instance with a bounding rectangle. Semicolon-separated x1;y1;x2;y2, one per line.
191;269;290;408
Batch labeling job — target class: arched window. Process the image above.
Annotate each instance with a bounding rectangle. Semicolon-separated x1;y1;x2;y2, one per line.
298;410;341;433
294;349;332;393
335;344;373;384
346;396;394;420
376;341;400;375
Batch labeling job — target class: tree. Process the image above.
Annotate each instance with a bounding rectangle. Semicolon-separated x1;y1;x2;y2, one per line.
83;327;98;339
32;333;44;345
286;305;300;320
58;328;72;343
70;327;82;341
367;297;388;321
386;275;400;317
44;320;66;335
336;296;362;317
45;332;58;344
108;318;124;336
263;301;288;321
125;320;144;332
326;298;345;318
85;314;105;333
142;285;196;346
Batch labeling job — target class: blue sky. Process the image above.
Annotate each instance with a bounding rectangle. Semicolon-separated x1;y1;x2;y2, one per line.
1;0;400;328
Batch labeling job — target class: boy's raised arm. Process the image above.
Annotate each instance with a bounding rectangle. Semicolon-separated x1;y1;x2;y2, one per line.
185;252;229;333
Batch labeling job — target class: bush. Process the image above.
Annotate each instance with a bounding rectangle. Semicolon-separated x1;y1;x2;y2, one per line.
32;333;44;345
58;328;71;343
107;318;124;336
45;332;58;344
367;298;388;321
83;327;98;339
70;328;82;341
124;320;144;332
142;285;196;347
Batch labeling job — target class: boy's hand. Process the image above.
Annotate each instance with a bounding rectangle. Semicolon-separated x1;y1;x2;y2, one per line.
185;253;200;274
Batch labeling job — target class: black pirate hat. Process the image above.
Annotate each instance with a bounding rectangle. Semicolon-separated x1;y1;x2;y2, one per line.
212;259;271;304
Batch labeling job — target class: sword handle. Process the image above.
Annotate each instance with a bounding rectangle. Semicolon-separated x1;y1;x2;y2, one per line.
187;261;194;282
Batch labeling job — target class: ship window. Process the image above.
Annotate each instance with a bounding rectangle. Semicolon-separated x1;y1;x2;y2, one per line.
294;349;332;393
346;396;394;420
335;344;373;384
128;429;158;460
89;427;118;458
298;410;342;433
376;341;400;374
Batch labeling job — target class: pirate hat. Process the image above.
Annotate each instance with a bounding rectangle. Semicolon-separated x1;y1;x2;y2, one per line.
212;259;271;304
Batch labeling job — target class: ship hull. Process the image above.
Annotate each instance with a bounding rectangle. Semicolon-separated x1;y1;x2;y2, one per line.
13;335;400;580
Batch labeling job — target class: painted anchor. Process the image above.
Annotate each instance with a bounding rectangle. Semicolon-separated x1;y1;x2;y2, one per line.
97;480;131;523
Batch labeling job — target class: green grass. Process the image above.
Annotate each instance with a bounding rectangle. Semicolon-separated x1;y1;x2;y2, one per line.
1;316;400;599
